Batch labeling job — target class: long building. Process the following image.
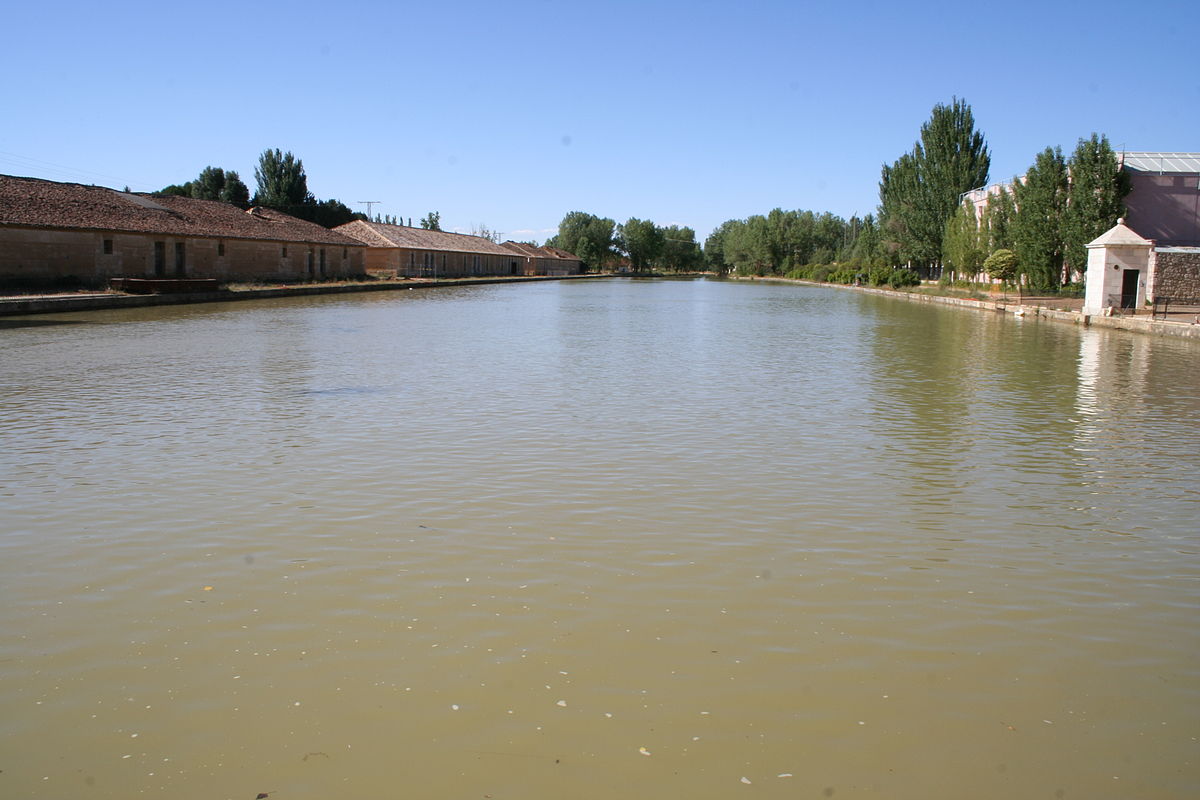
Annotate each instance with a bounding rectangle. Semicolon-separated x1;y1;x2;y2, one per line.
0;175;365;287
335;220;573;278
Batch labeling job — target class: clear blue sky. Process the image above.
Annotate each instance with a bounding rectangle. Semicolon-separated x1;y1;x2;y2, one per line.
3;0;1196;243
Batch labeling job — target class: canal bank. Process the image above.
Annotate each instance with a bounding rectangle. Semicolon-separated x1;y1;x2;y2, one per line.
738;276;1200;341
0;273;608;317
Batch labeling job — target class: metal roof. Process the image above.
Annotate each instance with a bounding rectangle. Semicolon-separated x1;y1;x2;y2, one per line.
1120;152;1200;173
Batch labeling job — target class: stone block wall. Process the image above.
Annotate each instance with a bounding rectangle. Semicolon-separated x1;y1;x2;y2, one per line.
1154;251;1200;299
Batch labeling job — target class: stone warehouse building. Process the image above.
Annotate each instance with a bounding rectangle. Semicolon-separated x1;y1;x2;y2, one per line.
0;175;365;286
335;220;557;279
499;241;583;276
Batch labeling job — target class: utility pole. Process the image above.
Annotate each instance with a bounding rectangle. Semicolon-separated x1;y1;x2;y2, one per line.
359;201;382;219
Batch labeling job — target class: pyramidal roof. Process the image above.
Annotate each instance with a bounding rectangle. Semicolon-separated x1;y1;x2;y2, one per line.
1087;219;1153;248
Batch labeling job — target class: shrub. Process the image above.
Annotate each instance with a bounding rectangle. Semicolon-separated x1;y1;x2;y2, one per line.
888;268;920;289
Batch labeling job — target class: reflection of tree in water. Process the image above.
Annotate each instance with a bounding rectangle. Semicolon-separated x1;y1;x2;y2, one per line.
862;298;1086;524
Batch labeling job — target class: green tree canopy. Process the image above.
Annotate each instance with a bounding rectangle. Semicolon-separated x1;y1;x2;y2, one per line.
252;149;313;212
658;225;702;272
617;218;665;272
419;211;442;231
157;166;249;208
879;97;991;268
942;199;985;278
982;188;1015;252
1012;146;1069;293
551;211;616;272
1062;134;1130;274
983;248;1018;285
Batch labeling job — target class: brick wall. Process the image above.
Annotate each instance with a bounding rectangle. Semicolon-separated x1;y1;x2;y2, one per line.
1154;251;1200;299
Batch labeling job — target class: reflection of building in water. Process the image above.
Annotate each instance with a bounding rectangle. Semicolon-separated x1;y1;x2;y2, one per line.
1073;328;1150;453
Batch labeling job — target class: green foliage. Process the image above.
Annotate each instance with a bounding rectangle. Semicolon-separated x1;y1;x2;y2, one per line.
982;188;1015;252
419;211;442;231
982;248;1018;284
658;225;702;272
617;218;665;272
708;209;861;274
1062;134;1130;274
219;171;250;208
157;183;192;197
888;268;920;289
159;166;250;208
1012;146;1069;293
942;199;986;278
252;149;313;212
553;211;616;272
879;97;991;268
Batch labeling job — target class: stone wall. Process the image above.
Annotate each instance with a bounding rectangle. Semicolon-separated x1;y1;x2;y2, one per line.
1154;250;1200;299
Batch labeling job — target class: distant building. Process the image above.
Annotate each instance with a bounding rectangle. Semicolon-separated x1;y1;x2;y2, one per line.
499;241;582;276
963;152;1200;245
0;174;365;286
335;221;523;278
1119;152;1200;247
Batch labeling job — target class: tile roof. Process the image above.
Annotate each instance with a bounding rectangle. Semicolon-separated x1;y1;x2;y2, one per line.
500;241;581;261
336;220;517;256
0;174;363;246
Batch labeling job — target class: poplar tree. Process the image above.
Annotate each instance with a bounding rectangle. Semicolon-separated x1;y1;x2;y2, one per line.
253;149;313;211
1012;146;1069;293
942;199;985;278
879;98;991;269
983;188;1015;252
1062;134;1130;275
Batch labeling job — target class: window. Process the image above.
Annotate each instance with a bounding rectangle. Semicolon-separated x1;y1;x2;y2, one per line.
103;238;113;254
174;242;186;277
154;241;165;277
218;241;225;257
281;245;288;258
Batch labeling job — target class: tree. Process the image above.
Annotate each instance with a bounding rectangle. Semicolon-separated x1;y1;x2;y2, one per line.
191;166;228;201
982;188;1015;252
252;149;312;212
941;199;985;279
658;225;702;272
879;98;990;270
220;171;250;208
552;211;616;272
470;223;500;242
617;218;665;272
1012;146;1069;293
983;248;1018;286
419;211;442;231
1062;134;1130;276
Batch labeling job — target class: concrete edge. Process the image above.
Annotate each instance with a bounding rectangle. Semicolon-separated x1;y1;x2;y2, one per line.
738;277;1200;342
0;274;608;317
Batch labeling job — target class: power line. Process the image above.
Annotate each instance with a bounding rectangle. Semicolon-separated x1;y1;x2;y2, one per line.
359;201;382;218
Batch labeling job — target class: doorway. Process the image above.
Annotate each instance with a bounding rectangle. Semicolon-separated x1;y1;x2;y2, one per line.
1120;269;1140;310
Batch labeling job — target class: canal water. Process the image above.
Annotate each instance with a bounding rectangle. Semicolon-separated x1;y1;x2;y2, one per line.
2;278;1197;799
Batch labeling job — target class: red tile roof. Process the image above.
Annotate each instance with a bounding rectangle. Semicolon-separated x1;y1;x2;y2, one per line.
500;241;580;261
336;220;518;256
0;174;362;247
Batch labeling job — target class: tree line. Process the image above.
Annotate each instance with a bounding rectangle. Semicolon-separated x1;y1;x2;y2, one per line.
686;98;1130;293
545;212;704;273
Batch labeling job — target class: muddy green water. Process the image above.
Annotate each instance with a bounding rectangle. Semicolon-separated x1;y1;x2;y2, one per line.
1;278;1198;799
